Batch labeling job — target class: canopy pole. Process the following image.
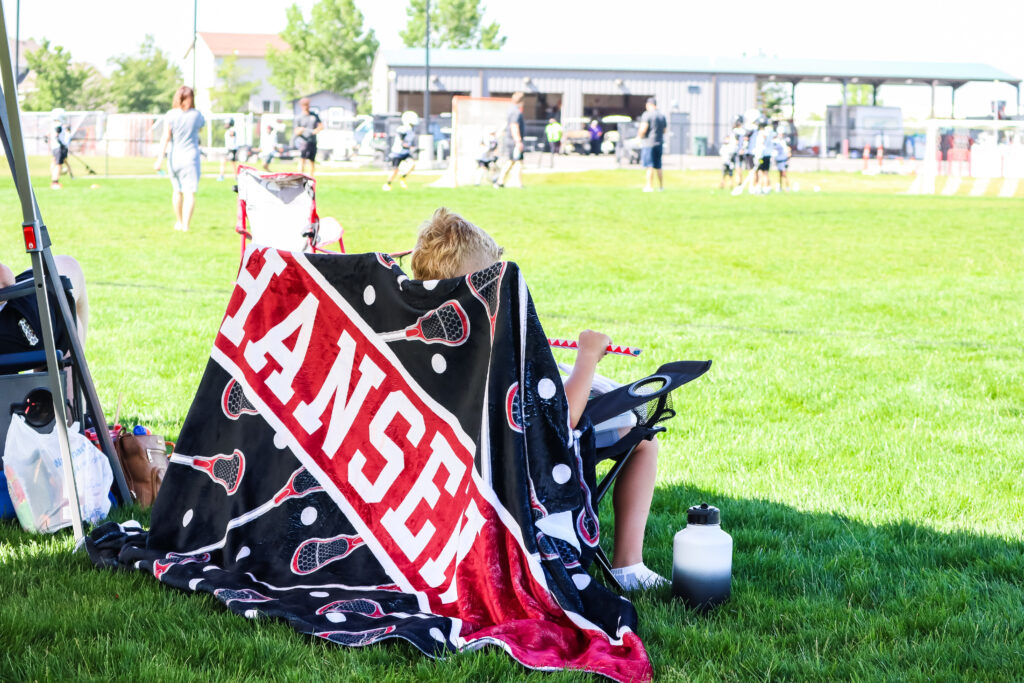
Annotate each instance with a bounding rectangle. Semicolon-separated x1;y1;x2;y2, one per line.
0;0;131;543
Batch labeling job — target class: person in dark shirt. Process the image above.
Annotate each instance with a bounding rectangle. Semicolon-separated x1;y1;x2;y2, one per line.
588;118;603;155
293;98;324;177
495;91;525;188
636;97;667;191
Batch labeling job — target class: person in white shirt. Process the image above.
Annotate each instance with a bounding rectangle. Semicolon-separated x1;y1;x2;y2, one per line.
719;134;738;189
774;131;792;191
48;110;72;189
259;124;277;172
730;118;747;186
382;111;420;191
753;121;775;193
219;119;240;181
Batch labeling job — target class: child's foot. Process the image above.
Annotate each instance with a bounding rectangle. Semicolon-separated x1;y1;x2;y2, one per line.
642;186;653;193
173;222;183;231
382;183;392;192
611;563;668;591
217;175;224;181
51;181;62;190
399;178;408;189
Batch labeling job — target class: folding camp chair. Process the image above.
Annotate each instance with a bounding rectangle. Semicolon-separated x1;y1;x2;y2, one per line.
0;275;82;441
234;165;345;259
575;360;712;590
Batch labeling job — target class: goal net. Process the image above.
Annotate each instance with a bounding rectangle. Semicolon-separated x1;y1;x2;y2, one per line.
913;118;1024;197
19;110;105;156
431;96;513;188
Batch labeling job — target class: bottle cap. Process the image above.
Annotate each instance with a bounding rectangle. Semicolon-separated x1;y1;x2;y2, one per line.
687;502;720;525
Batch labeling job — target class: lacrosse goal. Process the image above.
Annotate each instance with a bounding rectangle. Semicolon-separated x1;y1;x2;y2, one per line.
431;96;513;188
912;118;1024;197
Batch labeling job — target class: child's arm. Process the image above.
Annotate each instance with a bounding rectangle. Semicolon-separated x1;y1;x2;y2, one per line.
153;121;173;171
563;329;610;429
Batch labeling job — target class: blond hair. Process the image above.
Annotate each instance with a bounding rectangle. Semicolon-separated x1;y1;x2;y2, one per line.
411;208;503;280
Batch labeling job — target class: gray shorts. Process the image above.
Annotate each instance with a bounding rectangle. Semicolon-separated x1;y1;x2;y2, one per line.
169;151;201;193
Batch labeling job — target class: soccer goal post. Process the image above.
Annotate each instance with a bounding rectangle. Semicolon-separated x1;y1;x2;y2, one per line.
915;118;1024;196
431;96;513;188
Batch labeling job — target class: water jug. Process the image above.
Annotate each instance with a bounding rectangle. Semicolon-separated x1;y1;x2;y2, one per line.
672;502;732;609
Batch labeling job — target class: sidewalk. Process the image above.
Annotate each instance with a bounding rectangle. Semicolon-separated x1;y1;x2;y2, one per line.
520;152;899;174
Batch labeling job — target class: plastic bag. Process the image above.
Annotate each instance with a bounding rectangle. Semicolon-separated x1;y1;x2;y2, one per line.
3;414;113;533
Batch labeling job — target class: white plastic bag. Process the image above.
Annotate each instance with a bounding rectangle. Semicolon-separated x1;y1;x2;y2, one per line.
3;414;113;533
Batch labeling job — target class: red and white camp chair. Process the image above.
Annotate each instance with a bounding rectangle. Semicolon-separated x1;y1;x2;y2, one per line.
234;165;344;259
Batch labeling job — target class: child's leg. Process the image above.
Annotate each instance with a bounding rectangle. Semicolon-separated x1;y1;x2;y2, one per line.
611;437;658;568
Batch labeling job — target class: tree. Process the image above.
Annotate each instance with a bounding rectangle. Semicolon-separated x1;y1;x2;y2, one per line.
759;82;791;119
72;65;112;111
108;35;182;113
267;0;378;103
22;39;88;111
210;55;260;113
835;84;881;107
400;0;506;49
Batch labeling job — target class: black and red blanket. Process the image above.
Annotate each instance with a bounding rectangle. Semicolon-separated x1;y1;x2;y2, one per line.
87;247;651;681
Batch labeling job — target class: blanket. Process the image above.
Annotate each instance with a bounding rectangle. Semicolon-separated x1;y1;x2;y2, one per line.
87;247;651;681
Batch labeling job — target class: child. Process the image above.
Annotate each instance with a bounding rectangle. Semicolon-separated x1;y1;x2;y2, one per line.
410;208;666;590
383;110;420;191
730;117;746;187
475;129;499;186
48;110;71;189
259;124;276;172
774;132;791;192
752;120;775;194
219;119;239;181
718;133;737;189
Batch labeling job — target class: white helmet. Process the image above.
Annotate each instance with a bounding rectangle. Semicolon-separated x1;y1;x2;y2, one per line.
51;107;66;125
401;110;420;127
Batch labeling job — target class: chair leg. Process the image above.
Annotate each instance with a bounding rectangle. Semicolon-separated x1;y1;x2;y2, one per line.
594;545;624;591
594;445;636;507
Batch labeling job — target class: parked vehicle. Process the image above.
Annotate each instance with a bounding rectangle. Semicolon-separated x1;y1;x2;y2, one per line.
826;105;904;154
316;110;370;161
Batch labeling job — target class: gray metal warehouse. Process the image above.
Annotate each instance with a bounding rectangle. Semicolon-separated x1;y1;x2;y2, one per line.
370;48;1020;153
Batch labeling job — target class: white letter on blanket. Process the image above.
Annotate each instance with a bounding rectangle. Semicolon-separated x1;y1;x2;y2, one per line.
422;499;486;595
243;293;318;402
350;391;423;503
220;249;286;346
295;331;385;455
381;432;466;565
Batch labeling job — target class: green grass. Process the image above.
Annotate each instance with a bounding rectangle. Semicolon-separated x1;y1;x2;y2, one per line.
1;169;1022;681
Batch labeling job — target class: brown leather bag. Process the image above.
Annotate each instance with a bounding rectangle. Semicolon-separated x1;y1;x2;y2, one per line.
114;434;170;507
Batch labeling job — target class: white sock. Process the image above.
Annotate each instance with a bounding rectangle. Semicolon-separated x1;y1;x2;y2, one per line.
610;562;667;590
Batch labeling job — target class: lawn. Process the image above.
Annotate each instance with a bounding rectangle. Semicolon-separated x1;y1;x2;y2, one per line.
1;167;1022;681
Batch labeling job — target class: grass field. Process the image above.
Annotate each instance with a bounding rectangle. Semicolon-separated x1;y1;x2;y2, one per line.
1;166;1022;681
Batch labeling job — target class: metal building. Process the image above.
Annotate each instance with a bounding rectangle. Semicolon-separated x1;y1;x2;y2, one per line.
371;49;1020;153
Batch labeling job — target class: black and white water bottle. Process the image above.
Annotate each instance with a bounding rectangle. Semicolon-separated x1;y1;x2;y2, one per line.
672;503;732;609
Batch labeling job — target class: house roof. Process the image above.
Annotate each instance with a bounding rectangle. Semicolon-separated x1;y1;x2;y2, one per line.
10;39;40;85
290;90;357;103
378;49;1021;86
198;32;288;58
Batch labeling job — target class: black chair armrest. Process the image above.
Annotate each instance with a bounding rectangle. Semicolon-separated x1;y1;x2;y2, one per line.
0;275;73;303
0;350;48;373
582;360;711;426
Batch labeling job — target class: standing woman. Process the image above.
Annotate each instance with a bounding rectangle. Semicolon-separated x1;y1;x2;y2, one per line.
154;86;205;232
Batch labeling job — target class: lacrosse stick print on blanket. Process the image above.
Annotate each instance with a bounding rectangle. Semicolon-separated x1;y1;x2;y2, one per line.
86;246;652;682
